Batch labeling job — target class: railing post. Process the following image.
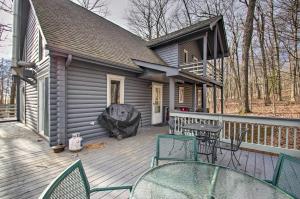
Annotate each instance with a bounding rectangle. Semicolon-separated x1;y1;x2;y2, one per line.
169;77;175;112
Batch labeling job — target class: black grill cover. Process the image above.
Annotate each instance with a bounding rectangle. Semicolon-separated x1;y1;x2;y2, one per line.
98;104;141;139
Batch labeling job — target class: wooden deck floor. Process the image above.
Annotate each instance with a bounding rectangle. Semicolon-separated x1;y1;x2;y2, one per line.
0;122;278;199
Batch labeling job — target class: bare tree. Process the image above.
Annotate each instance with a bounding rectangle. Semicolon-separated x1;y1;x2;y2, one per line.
240;0;256;113
74;0;108;16
0;0;12;44
127;0;172;40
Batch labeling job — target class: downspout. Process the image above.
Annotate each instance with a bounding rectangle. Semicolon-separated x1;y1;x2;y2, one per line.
12;0;21;121
12;0;20;68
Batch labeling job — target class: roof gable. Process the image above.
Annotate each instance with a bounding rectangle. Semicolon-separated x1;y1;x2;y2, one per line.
30;0;166;69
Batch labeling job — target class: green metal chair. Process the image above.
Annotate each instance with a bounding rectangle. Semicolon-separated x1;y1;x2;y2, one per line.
151;134;198;167
265;153;300;198
39;159;132;199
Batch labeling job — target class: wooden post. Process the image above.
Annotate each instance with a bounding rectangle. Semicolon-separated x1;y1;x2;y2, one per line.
213;26;218;113
202;84;207;112
192;83;197;112
202;33;208;112
213;85;217;113
221;56;224;114
169;77;175;112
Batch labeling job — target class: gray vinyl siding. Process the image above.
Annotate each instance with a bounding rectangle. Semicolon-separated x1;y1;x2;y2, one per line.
23;6;39;131
179;40;201;65
49;57;58;146
65;61;152;141
154;43;179;67
22;5;50;134
163;83;193;110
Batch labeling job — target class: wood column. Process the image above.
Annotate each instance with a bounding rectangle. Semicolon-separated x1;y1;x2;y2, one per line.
221;56;224;114
202;33;208;112
213;26;218;113
169;77;175;112
192;83;197;112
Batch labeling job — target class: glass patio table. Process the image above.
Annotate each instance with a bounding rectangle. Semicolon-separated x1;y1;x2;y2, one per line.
130;161;293;199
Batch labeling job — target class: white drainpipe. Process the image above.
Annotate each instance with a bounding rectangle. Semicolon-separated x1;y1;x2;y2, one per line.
11;0;21;121
12;0;20;69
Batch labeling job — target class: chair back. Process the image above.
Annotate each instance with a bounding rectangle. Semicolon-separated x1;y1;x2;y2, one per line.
272;154;300;198
168;117;175;134
39;160;90;199
234;128;248;150
155;134;198;163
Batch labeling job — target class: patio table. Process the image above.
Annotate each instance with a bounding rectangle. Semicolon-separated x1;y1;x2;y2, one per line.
130;161;292;199
181;123;222;163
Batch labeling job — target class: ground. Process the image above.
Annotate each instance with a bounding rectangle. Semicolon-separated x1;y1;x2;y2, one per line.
0;122;278;199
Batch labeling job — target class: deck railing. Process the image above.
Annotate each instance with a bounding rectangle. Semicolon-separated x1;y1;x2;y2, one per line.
0;104;17;121
170;111;300;157
179;61;222;83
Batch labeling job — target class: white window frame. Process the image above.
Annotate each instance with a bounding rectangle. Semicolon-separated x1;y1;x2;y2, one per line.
193;56;198;63
179;86;184;104
107;74;125;107
184;49;189;64
197;89;201;106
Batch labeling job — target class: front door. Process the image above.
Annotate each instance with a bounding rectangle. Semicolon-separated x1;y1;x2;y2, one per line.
152;83;163;124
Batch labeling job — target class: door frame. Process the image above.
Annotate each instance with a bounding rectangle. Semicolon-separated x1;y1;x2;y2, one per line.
151;82;163;125
38;75;49;137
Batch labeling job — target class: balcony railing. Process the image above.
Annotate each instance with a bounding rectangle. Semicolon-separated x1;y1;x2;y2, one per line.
0;104;17;121
179;61;223;83
170;111;300;157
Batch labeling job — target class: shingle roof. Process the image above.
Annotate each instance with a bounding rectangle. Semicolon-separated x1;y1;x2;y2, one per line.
31;0;166;70
147;16;222;47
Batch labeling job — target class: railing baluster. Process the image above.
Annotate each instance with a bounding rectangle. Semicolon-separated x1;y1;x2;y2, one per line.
278;127;282;148
294;128;297;150
234;123;236;141
271;126;274;147
245;123;248;143
258;125;261;144
228;122;231;140
251;124;254;144
286;127;289;149
174;116;177;133
264;126;267;145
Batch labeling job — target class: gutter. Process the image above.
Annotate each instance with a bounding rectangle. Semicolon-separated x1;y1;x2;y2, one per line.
46;45;144;74
147;26;210;48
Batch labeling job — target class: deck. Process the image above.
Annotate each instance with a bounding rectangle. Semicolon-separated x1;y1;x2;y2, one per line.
0;122;278;199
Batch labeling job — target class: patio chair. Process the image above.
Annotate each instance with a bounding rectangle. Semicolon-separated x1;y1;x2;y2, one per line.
216;128;248;168
39;160;132;199
151;134;198;167
168;117;175;134
265;153;300;198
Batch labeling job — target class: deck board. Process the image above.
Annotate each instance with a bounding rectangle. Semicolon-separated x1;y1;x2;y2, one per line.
0;122;279;199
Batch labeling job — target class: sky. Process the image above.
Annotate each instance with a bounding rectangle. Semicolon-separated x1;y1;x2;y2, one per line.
0;0;131;60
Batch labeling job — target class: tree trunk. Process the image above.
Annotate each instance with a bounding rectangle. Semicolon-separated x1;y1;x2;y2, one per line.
250;45;261;99
10;78;16;105
269;0;282;101
256;12;271;105
241;0;256;113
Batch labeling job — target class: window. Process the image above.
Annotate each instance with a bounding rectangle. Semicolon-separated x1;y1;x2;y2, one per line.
179;86;184;103
192;55;198;63
38;31;44;61
197;89;202;106
183;49;188;64
107;74;124;106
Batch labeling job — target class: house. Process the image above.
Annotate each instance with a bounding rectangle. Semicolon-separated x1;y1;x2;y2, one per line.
11;0;229;146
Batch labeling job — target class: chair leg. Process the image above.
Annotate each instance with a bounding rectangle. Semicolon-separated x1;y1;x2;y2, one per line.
233;152;241;166
227;151;237;169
